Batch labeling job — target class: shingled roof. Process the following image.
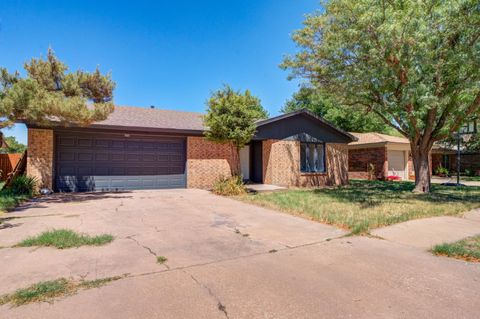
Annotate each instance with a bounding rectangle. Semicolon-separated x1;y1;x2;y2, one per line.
349;132;409;146
91;106;205;132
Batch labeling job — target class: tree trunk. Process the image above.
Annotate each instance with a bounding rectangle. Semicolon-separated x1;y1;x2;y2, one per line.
411;143;432;193
230;143;241;177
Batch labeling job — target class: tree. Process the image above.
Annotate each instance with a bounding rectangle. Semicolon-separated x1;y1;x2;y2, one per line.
204;85;268;176
281;0;480;193
283;86;396;134
1;135;27;154
0;49;115;128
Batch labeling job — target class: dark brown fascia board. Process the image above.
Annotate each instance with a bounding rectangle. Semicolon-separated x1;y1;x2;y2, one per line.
24;122;205;137
21;109;359;141
255;109;358;142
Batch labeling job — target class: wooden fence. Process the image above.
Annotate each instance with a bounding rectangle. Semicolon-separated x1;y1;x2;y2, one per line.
0;153;22;181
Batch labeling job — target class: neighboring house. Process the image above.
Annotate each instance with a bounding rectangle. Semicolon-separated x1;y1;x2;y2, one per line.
348;132;414;181
431;148;480;175
25;107;356;192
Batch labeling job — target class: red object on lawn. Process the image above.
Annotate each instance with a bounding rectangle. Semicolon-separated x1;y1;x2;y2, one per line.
387;175;402;181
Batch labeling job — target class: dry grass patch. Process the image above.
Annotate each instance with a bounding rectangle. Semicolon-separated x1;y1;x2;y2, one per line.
0;276;125;307
237;180;480;234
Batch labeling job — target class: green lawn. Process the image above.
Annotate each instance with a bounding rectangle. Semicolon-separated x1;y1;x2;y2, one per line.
432;235;480;262
462;176;480;182
238;180;480;234
0;190;29;214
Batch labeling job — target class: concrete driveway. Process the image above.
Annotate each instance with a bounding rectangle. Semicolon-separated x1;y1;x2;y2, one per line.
0;189;479;318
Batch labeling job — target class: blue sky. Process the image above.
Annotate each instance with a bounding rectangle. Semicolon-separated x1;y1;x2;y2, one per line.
0;0;319;144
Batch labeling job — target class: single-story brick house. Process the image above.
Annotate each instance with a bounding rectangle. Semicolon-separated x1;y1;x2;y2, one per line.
26;107;357;192
431;148;480;176
348;132;415;181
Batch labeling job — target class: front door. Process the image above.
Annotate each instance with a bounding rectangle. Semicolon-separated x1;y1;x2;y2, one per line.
239;145;250;181
250;141;263;183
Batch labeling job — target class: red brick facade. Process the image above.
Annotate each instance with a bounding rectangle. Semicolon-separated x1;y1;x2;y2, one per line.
262;140;349;187
432;152;480;175
27;128;54;189
348;147;388;180
186;136;236;189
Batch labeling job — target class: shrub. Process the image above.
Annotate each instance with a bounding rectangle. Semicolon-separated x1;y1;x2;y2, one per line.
464;169;474;177
212;175;246;196
435;166;449;176
9;175;38;196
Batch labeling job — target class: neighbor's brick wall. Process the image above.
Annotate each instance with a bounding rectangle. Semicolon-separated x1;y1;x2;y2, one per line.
262;140;349;187
27;128;54;189
348;147;387;180
431;153;444;173
186;137;237;189
460;153;480;174
432;153;480;175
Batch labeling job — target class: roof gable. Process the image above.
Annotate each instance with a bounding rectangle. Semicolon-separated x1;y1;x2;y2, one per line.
254;109;357;143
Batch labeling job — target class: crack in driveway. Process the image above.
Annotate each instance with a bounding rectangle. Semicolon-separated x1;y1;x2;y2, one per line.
183;269;229;319
125;235;170;270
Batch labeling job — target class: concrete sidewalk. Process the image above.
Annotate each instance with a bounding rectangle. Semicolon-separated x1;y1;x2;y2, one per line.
371;209;480;249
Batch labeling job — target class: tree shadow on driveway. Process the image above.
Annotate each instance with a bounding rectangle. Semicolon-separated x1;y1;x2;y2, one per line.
6;192;134;213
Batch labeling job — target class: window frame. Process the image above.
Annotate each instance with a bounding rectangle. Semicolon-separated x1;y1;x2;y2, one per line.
299;142;327;174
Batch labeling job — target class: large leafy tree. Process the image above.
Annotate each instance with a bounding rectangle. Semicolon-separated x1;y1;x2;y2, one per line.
0;49;115;128
204;85;268;176
0;135;27;154
281;0;480;193
283;86;396;134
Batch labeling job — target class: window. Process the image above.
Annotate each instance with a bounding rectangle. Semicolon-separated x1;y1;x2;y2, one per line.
300;142;326;173
442;154;450;169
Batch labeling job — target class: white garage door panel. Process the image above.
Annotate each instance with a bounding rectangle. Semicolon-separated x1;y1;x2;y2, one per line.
388;150;406;179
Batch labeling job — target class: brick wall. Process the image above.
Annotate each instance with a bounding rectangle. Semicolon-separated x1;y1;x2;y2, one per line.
262;140;349;187
457;153;480;173
324;143;349;186
27;128;54;189
348;147;387;180
432;152;480;175
431;153;445;173
186;136;237;189
262;140;299;186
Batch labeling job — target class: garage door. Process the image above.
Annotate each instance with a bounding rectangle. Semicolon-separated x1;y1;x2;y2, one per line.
388;150;406;180
55;131;186;192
